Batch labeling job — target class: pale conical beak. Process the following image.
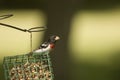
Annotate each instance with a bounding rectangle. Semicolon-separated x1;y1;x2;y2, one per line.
55;36;60;40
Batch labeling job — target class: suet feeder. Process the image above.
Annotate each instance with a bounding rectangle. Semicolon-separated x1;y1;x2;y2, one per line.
1;14;54;80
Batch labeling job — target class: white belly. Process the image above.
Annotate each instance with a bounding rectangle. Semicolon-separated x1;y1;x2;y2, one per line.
34;45;51;53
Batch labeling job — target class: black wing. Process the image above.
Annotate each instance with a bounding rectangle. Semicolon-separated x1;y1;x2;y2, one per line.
40;42;49;48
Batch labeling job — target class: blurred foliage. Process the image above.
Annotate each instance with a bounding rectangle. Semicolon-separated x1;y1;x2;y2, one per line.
69;50;120;80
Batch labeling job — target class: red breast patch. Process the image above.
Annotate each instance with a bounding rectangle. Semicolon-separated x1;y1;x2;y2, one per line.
50;44;55;48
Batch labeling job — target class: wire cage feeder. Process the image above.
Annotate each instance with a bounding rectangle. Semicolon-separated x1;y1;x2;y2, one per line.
1;14;54;80
3;52;54;80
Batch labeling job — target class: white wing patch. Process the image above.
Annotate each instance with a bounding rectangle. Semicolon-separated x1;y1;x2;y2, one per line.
34;44;51;53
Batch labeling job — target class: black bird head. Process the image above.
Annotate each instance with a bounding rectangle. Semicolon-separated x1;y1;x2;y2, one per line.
48;35;60;43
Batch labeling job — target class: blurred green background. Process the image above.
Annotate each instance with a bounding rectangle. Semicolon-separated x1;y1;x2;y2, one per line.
0;0;120;80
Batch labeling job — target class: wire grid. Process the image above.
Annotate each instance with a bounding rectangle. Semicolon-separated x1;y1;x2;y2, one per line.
3;52;54;80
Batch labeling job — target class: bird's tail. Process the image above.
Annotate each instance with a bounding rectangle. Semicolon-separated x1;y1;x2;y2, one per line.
25;51;33;57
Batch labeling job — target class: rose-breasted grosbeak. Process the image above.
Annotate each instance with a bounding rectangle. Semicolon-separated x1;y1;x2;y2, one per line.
29;35;60;55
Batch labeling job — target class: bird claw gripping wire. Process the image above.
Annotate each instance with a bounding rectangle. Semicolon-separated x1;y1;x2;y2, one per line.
0;14;47;33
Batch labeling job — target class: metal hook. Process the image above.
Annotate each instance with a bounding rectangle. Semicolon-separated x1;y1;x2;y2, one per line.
0;14;13;20
0;14;47;32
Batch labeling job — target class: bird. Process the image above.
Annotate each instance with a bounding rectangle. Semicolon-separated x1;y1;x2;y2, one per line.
28;35;60;56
